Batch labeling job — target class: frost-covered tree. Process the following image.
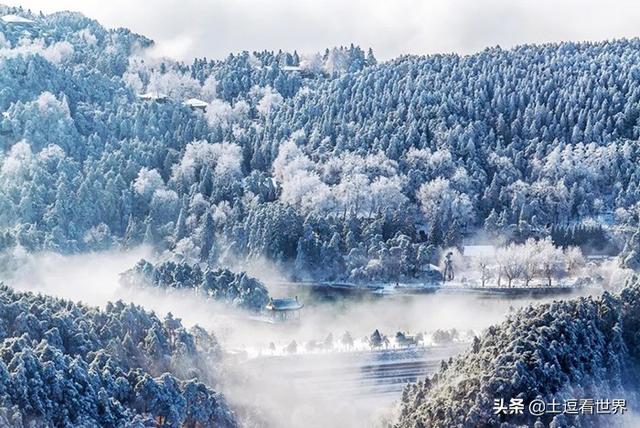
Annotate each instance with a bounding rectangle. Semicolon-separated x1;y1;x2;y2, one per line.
537;237;566;286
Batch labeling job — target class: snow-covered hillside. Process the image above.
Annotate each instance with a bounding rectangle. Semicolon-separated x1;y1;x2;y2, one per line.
395;277;640;427
1;4;640;284
2;2;640;427
0;284;236;426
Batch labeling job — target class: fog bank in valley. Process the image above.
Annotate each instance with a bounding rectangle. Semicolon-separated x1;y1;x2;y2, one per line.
0;248;602;428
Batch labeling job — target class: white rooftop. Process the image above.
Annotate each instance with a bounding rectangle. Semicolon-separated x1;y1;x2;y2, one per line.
138;91;167;101
282;65;301;72
1;14;35;24
182;98;208;108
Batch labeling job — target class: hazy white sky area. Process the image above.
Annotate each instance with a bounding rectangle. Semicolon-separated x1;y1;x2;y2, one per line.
4;0;640;61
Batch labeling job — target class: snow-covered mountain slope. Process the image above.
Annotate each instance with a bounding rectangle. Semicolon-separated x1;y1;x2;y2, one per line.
1;4;640;283
0;284;236;427
395;278;640;427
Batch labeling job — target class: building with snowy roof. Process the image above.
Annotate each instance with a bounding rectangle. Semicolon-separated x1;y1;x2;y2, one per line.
266;297;303;321
1;14;35;25
182;98;208;111
138;91;168;102
282;65;301;72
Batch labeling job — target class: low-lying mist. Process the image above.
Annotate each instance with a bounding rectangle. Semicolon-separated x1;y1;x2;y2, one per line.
2;247;578;347
0;248;604;428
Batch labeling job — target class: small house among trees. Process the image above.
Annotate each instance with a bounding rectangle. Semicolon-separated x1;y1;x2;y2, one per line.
138;91;168;102
1;14;35;25
282;65;302;72
266;297;304;321
183;98;208;111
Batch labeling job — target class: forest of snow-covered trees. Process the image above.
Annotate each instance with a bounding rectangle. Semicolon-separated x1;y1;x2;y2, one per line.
2;2;640;428
0;284;236;427
395;276;640;428
1;5;639;284
120;259;269;311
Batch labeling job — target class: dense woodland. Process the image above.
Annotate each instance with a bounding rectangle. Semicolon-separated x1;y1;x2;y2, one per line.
396;277;640;427
120;259;269;311
1;5;640;428
1;6;639;284
0;284;236;427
